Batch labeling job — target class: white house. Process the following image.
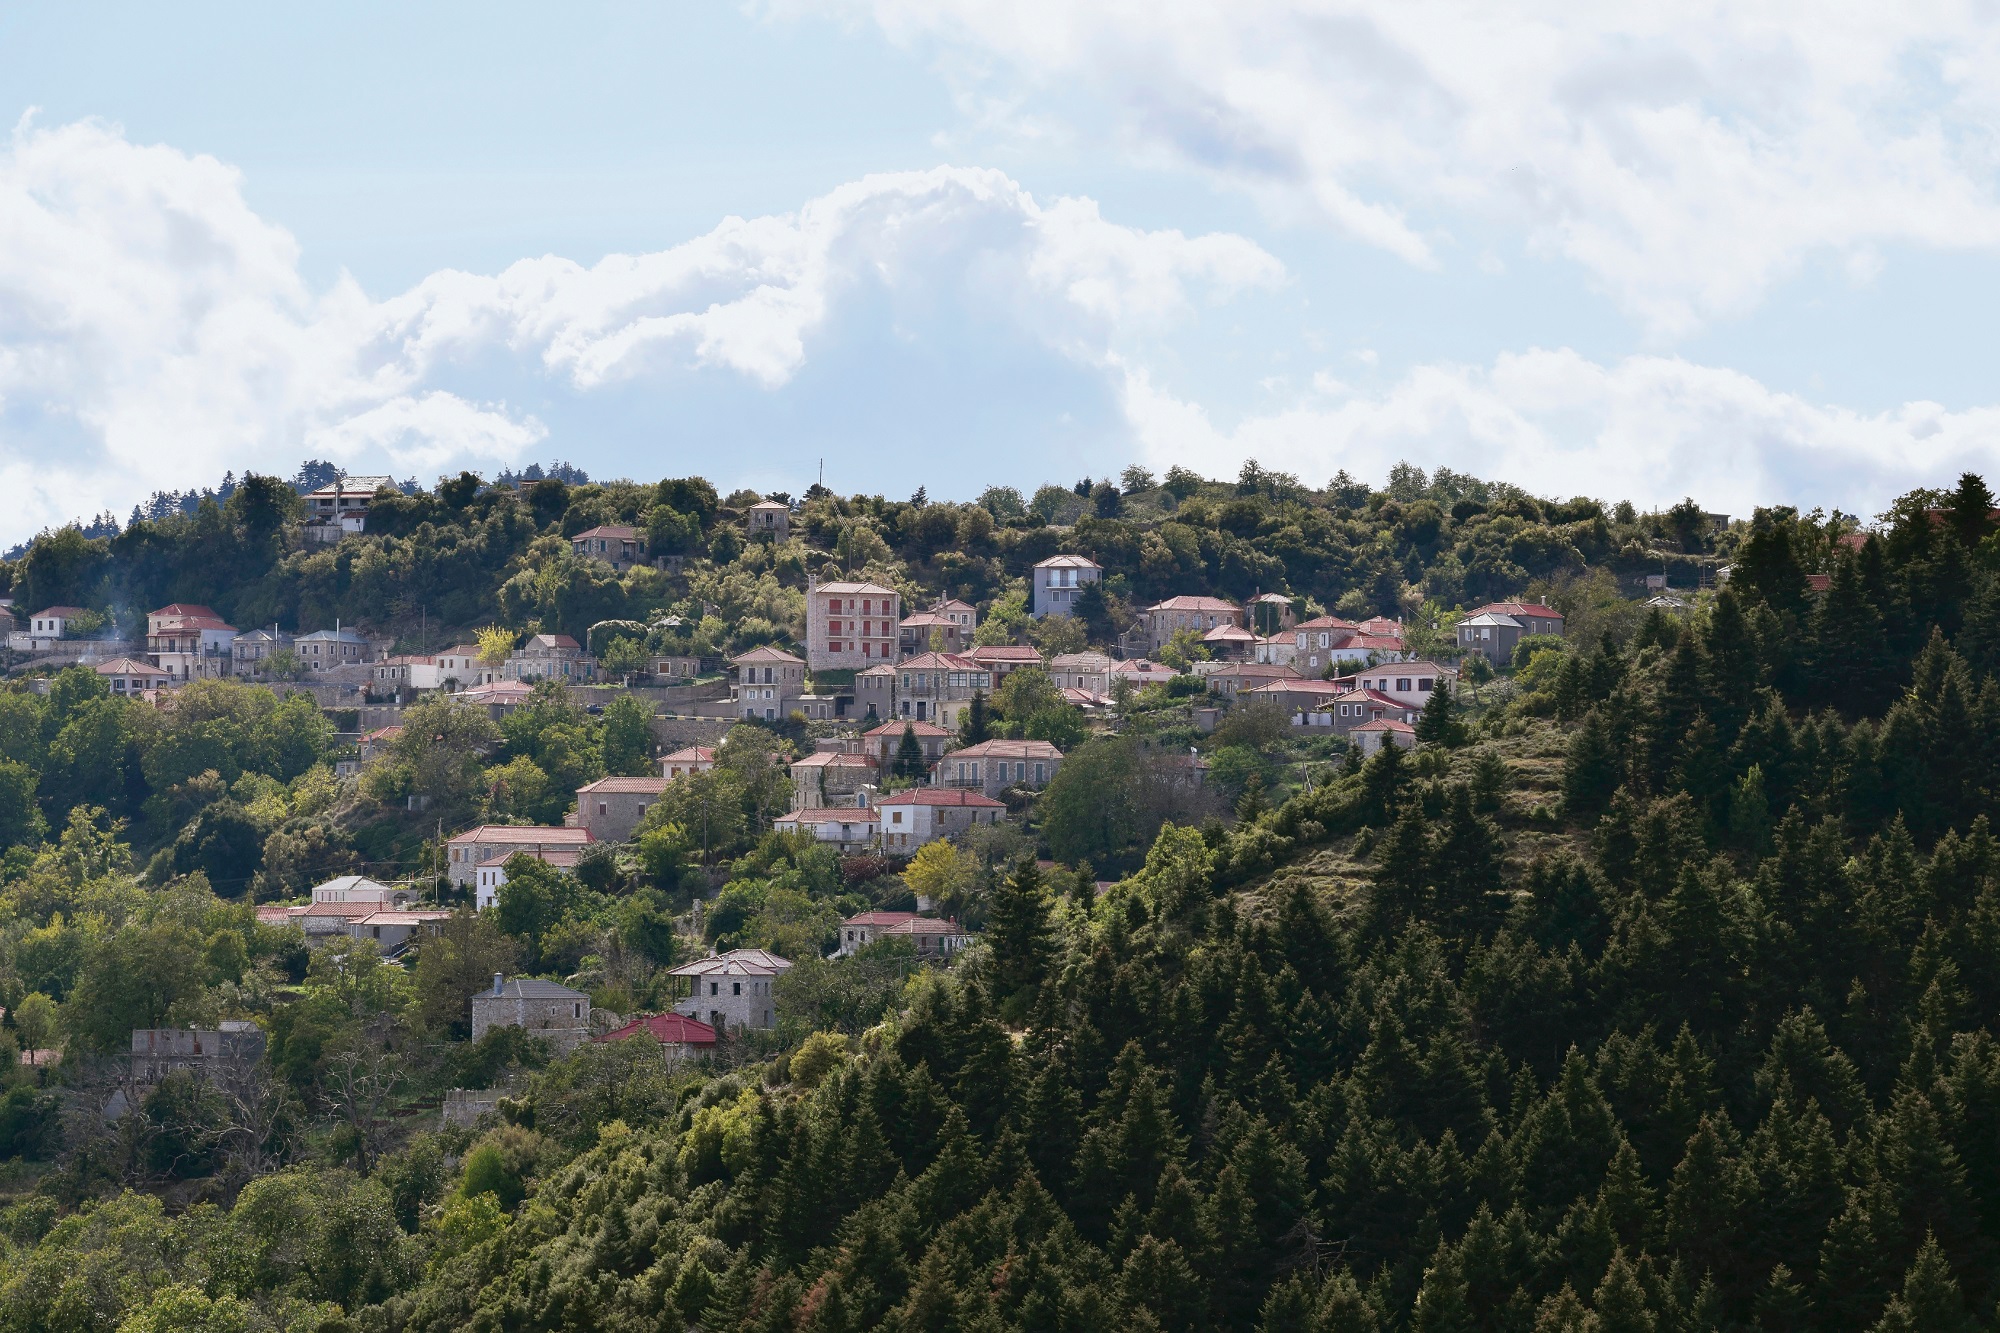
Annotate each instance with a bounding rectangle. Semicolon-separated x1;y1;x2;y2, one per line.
875;788;1006;852
1032;555;1102;618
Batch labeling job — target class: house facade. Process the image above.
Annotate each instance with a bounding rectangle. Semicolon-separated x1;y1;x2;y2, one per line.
446;825;594;888
661;746;717;780
26;606;84;649
1142;596;1243;654
671;949;793;1031
934;739;1064;798
1049;651;1113;694
471;975;593;1054
733;645;807;720
297;628;374;670
302;476;394;542
967;644;1044;679
773;807;881;854
893;652;993;729
864;719;952;772
747;501;791;541
146;605;237;681
574;776;671;843
506;634;593;683
571;525;646;570
876;787;1006;852
1353;718;1418;756
805;580;901;672
1032;555;1102;618
231;629;294;676
95;656;170;695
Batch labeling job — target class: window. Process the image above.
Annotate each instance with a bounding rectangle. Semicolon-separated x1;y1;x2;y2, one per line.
1034;763;1046;783
597;803;607;816
1418;678;1434;690
1397;679;1411;691
733;982;742;996
710;982;719;996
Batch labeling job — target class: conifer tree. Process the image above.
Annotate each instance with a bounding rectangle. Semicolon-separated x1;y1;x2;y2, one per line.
1415;680;1466;747
1563;708;1620;816
987;858;1054;1011
894;724;926;779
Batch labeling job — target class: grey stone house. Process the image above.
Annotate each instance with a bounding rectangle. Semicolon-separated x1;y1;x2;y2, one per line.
574;776;671;843
471;975;593;1054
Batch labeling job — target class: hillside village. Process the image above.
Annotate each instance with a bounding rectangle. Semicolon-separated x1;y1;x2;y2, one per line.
2;459;1995;1329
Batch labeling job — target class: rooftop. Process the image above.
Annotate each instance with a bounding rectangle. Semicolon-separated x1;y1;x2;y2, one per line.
1149;595;1241;613
778;807;881;825
943;739;1065;760
597;1012;717;1045
669;948;794;978
864;720;952;738
447;825;594;846
477;976;589;1001
877;788;1007;809
572;525;639;540
661;746;717;763
94;657;168;678
733;645;805;665
577;776;672;794
814;581;897;596
1033;554;1101;569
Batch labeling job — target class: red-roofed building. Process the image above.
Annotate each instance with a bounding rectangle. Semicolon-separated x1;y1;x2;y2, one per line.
661;746;717;780
876;787;1005;852
863;719;952;771
1470;603;1564;636
808;579;901;671
1142;595;1244;654
892;652;992;730
1353;717;1418;755
834;910;919;956
596;1011;717;1055
571;525;646;570
934;739;1064;796
26;607;87;648
447;824;593;890
967;643;1044;678
575;775;672;843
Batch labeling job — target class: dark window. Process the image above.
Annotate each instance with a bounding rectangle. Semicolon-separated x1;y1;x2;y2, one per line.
732;982;742;996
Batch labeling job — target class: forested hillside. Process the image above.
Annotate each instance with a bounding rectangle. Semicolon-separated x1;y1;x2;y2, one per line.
2;464;1999;1331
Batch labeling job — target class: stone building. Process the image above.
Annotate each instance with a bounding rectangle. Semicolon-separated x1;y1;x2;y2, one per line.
574;776;671;843
670;949;793;1032
805;580;901;672
470;974;593;1054
1032;555;1101;618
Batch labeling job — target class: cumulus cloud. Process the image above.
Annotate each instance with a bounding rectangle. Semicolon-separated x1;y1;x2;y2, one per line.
807;0;2000;334
1121;346;2000;518
0;118;1279;539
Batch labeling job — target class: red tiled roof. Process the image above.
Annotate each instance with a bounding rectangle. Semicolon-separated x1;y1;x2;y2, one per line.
733;645;805;665
968;644;1044;660
792;751;876;769
149;603;222;620
1806;573;1832;593
897;651;980;670
94;657;169;678
577;776;672;794
31;606;87;618
661;746;716;763
943;739;1065;760
815;581;897;595
886;917;971;937
776;808;881;826
843;910;919;928
1295;615;1361;631
1149;595;1240;613
864;721;952;738
572;525;640;540
1354;717;1417;733
877;788;1006;809
447;825;594;847
597;1012;717;1045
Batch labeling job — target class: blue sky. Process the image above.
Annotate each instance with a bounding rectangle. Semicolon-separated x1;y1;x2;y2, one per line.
5;1;2000;540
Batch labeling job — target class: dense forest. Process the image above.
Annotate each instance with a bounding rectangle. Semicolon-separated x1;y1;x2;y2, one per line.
0;463;1998;1331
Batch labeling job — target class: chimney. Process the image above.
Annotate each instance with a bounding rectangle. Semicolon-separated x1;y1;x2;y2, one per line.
492;973;505;996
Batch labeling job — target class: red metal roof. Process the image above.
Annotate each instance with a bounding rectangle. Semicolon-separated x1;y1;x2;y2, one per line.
597;1012;717;1045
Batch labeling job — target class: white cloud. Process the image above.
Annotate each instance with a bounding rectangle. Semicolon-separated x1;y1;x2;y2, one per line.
0;118;1278;539
1122;346;2000;517
806;0;2000;335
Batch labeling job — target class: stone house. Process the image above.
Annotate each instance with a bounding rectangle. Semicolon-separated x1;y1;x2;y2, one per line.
893;652;993;729
446;825;594;889
571;524;646;570
733;645;807;721
876;787;1006;852
1032;555;1101;618
147;604;237;681
231;628;294;676
1456;603;1562;666
834;911;973;959
471;975;593;1054
1201;661;1302;701
864;719;952;772
855;664;897;720
1353;717;1418;756
933;738;1064;798
790;750;877;809
1141;596;1243;654
671;949;793;1031
575;776;672;843
1248;592;1299;635
747;500;791;541
1201;623;1259;661
343;909;452;953
473;847;582;910
898;598;978;657
1109;658;1181;693
1049;651;1113;694
806;580;901;672
297;627;374;670
967;644;1044;679
130;1022;266;1095
506;634;593;683
434;644;500;688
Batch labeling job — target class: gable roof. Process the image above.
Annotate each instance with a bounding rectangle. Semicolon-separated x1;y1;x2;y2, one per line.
149;603;222;620
577;776;672;795
670;948;794;977
1473;602;1562;620
843;910;919;928
1202;624;1259;642
94;657;169;678
478;976;589;1001
1148;595;1240;613
30;606;87;618
733;645;805;666
777;807;881;826
967;644;1043;662
446;825;594;847
877;788;1007;809
790;751;877;770
572;525;639;541
1033;554;1101;570
815;581;897;596
661;746;717;763
897;652;981;671
864;720;952;738
1354;717;1418;734
1295;615;1361;632
1460;612;1522;628
943;738;1065;761
597;1012;717;1045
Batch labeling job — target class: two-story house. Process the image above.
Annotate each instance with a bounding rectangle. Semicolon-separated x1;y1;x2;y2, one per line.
806;580;901;672
661;746;716;780
231;628;293;677
25;606;85;650
876;787;1006;852
574;776;671;843
864;719;953;772
790;750;877;809
746;500;791;542
296;627;375;670
506;634;593;683
95;656;171;695
893;652;993;729
1142;596;1244;654
1344;661;1454;711
898;603;975;657
302;476;395;542
1457;602;1565;666
1049;651;1113;694
571;525;646;570
967;644;1044;679
934;739;1064;798
733;645;806;721
1032;555;1101;618
671;949;793;1031
147;605;238;681
446;825;594;889
774;806;881;854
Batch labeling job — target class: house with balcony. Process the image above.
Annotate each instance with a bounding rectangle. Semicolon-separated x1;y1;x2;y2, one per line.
1032;555;1101;618
746;500;791;542
967;644;1044;679
892;652;993;729
934;739;1064;798
297;627;375;671
95;656;171;696
146;605;237;681
732;645;806;721
774;807;881;855
806;580;901;672
864;719;952;773
302;476;395;543
231;628;294;677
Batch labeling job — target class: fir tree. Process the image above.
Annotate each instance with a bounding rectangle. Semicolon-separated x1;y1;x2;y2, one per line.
1414;680;1467;747
893;724;926;779
987;858;1054;1011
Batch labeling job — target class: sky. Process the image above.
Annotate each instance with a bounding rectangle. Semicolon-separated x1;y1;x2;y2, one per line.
5;1;2000;542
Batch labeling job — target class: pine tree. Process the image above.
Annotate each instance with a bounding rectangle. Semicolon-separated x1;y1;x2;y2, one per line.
1563;708;1621;817
959;690;991;746
1369;802;1431;939
894;724;926;779
1415;680;1466;747
1432;784;1506;938
987;858;1054;1012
